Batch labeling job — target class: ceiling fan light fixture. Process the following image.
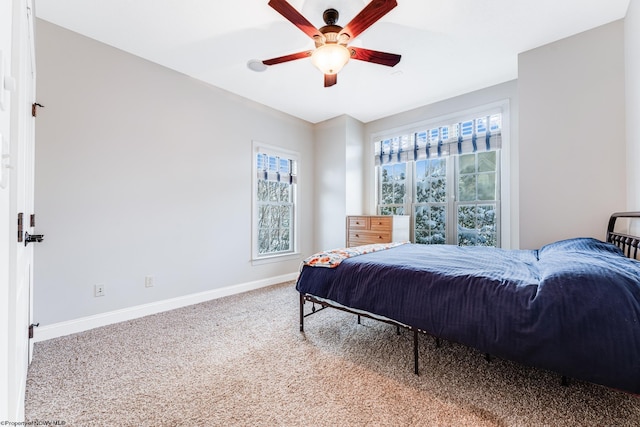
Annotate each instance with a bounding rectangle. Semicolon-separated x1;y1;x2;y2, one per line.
311;43;351;75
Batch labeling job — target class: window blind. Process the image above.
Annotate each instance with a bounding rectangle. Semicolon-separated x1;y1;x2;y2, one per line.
375;114;502;166
256;153;297;184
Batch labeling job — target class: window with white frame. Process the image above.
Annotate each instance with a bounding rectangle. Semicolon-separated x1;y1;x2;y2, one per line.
253;144;298;259
375;112;502;247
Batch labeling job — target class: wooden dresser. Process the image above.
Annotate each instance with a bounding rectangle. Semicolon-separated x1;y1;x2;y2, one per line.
346;215;410;247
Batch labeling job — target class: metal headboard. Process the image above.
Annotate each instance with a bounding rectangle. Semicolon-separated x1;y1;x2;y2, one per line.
606;212;640;260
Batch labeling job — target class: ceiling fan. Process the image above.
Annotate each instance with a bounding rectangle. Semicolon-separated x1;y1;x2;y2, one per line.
260;0;401;87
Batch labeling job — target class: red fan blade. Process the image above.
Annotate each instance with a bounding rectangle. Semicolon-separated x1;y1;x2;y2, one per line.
262;50;313;66
324;74;337;87
340;0;397;40
349;47;401;67
268;0;323;40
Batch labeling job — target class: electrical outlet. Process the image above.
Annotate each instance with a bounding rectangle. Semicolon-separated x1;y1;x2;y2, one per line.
94;284;105;297
144;276;154;288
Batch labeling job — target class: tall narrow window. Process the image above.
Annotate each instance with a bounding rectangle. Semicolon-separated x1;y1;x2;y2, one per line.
457;150;499;246
414;157;448;244
374;111;503;247
379;163;407;215
253;144;298;259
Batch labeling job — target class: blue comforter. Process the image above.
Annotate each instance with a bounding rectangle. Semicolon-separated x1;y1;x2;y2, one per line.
296;238;640;393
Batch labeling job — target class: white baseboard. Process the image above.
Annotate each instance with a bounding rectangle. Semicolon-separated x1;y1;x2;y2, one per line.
33;273;298;342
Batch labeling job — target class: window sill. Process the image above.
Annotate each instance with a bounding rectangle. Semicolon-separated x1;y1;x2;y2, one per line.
251;252;302;266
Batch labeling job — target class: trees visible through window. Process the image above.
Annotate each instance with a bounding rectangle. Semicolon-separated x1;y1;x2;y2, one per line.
414;158;447;244
457;151;499;246
379;163;406;215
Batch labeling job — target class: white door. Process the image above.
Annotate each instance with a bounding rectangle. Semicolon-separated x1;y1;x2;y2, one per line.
1;0;37;421
0;0;13;419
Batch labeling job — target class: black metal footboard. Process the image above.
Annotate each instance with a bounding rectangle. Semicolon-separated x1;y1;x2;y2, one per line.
607;212;640;260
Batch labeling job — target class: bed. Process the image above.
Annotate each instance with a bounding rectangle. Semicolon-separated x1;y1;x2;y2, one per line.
296;212;640;393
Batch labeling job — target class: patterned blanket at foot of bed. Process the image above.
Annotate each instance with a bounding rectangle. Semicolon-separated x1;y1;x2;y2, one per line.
302;241;409;268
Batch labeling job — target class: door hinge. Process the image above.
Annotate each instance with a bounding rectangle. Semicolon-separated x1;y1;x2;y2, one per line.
32;103;44;117
30;213;36;227
29;323;39;339
17;213;23;243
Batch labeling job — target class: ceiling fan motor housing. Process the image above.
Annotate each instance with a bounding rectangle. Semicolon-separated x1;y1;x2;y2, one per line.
316;9;346;46
323;8;339;25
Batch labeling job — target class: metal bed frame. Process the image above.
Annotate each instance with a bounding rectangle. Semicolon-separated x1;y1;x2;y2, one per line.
299;211;640;378
300;292;423;374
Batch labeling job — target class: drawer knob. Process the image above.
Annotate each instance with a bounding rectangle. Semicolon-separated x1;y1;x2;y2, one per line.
355;234;359;237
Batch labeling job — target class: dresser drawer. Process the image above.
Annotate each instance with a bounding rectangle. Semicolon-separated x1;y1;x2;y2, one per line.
348;230;391;245
348;216;369;230
369;217;392;231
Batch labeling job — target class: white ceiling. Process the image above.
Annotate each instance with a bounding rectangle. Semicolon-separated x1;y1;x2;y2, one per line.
35;0;630;124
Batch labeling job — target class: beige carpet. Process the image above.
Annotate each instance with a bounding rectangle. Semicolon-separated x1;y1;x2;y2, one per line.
25;281;640;426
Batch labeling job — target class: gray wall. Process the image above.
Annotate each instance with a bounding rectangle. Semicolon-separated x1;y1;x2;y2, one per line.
627;1;640;211
313;115;365;251
34;20;315;325
518;20;626;249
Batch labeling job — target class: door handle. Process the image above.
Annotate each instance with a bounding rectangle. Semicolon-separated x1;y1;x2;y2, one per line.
24;231;44;246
